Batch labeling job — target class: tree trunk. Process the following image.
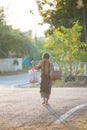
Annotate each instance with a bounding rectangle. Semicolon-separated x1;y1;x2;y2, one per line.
82;8;87;44
84;77;87;85
69;49;73;75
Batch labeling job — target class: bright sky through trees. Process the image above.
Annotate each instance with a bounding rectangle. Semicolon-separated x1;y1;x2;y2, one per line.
0;0;49;37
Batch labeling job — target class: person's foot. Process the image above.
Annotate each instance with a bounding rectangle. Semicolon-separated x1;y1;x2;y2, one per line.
42;101;45;104
45;100;48;105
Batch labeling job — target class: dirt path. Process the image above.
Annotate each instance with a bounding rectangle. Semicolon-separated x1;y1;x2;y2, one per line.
0;87;87;130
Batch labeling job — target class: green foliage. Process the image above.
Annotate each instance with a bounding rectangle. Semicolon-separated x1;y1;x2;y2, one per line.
0;7;35;58
44;21;86;75
0;7;5;25
36;0;87;39
13;59;19;65
36;37;46;59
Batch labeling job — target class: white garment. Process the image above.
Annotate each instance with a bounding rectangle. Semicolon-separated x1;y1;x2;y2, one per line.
28;68;38;83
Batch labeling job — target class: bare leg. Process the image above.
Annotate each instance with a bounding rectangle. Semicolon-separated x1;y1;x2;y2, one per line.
42;97;45;104
45;98;49;105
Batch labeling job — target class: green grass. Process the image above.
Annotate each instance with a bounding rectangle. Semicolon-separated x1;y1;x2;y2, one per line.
54;77;87;87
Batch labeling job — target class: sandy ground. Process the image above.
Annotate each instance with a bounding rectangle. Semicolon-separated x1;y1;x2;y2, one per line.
0;87;87;130
66;109;87;130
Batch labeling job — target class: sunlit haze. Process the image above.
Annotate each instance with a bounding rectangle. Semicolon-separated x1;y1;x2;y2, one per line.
0;0;49;37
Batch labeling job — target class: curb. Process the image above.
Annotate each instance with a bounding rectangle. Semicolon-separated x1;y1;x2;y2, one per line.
55;103;87;123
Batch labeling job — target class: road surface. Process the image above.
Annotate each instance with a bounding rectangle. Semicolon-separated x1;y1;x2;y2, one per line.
0;87;87;130
0;72;40;87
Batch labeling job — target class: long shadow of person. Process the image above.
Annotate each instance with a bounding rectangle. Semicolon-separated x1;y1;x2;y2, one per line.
44;104;60;118
44;104;77;130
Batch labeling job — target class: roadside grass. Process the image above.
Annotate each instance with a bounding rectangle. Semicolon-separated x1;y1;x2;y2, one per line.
54;77;87;88
66;110;87;130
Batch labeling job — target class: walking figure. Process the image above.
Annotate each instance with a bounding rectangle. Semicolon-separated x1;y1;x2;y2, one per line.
34;53;54;105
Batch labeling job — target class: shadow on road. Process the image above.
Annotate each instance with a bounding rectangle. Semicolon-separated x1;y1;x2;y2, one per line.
44;104;78;130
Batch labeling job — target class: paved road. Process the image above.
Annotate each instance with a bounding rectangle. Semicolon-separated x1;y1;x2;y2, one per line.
0;87;87;130
0;73;40;87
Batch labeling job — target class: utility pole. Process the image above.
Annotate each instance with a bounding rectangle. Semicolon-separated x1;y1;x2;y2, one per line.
29;10;38;60
35;24;38;60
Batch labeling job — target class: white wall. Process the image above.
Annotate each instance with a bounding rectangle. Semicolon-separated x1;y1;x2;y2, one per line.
0;58;23;72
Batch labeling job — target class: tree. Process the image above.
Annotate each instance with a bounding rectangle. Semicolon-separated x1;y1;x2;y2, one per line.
0;7;22;57
36;0;87;40
77;0;87;48
0;7;5;25
44;21;86;75
36;0;87;83
0;7;35;58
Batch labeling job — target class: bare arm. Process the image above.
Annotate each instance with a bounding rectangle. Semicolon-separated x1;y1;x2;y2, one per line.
35;64;41;70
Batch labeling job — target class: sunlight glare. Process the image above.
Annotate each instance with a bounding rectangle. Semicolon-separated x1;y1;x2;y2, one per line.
0;0;49;37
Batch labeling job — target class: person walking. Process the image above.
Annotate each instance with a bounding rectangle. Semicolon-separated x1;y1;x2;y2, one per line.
32;53;54;105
